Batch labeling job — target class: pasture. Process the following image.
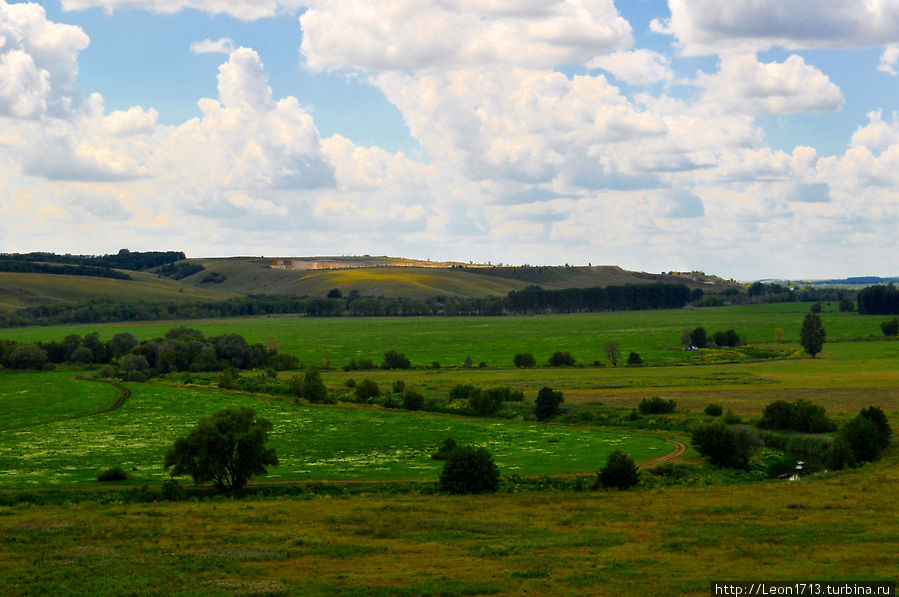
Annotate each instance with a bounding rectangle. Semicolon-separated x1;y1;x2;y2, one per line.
0;302;887;368
1;302;898;595
0;376;671;487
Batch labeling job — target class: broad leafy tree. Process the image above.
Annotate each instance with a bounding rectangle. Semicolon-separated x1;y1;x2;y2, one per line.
164;407;278;491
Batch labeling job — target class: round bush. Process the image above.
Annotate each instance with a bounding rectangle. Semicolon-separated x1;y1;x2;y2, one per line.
98;466;129;482
439;446;500;494
598;449;639;489
704;403;723;417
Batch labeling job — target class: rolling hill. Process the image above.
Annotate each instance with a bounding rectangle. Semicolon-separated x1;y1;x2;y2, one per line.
0;254;732;313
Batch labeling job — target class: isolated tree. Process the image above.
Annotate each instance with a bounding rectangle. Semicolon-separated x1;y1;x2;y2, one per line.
7;344;48;370
535;386;564;420
691;422;758;469
439;445;500;494
627;352;643;365
164;407;278;492
598;449;639;490
513;352;537;368
355;378;380;402
326;288;342;299
604;342;621;366
881;318;899;337
800;313;826;358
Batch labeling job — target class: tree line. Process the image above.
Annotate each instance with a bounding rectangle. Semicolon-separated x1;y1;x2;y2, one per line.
857;284;899;315
0;283;698;327
0;260;132;280
0;249;186;271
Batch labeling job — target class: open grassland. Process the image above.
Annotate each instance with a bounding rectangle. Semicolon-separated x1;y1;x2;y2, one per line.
1;460;897;596
0;372;120;430
0;271;234;312
0;303;886;368
0;378;670;487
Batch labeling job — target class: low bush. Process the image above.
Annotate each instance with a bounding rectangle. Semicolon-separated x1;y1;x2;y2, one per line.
638;397;676;414
626;352;643;365
535;387;563;421
759;399;834;433
98;466;129;482
449;384;477;400
439;446;500;494
691;422;759;469
704;403;723;417
402;391;424;411
161;478;186;501
431;437;458;460
547;351;575;367
513;352;537;368
597;449;639;489
381;350;411;370
354;379;380;403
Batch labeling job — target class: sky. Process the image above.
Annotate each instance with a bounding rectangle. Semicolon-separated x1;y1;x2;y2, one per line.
1;1;898;280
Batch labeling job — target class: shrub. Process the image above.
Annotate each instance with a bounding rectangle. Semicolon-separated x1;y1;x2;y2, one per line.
638;396;676;414
704;403;723;417
439;446;500;494
650;463;692;479
469;388;503;416
626;352;643;365
597;449;639;489
161;478;186;501
449;384;477;400
535;386;563;420
402;391;424;411
301;368;328;403
98;466;129;482
355;379;380;403
839;299;855;313
126;370;147;383
463;356;473;368
7;344;48;370
604;342;621;366
881;318;899;336
392;380;406;393
859;405;892;449
381;350;411;370
218;368;237;390
759;399;834;433
70;346;94;364
431;437;458;460
548;351;575;367
691;422;759;468
689;327;708;348
513;352;537;368
712;329;741;347
810;302;823;313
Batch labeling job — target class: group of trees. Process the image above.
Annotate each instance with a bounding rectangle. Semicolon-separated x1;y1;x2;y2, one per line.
0;249;186;271
506;283;696;314
0;327;298;380
857;284;899;315
683;327;743;349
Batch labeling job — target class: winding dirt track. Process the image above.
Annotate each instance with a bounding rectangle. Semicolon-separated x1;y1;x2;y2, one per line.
0;376;131;432
638;439;687;470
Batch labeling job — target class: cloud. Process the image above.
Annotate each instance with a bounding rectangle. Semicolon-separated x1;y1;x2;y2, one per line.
654;0;899;56
0;1;89;118
696;54;843;115
102;106;158;136
850;110;899;154
878;44;899;75
190;37;235;55
59;0;306;21
300;0;632;71
586;49;673;85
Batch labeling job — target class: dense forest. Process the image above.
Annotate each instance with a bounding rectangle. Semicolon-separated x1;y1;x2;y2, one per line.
0;249;185;271
856;285;899;314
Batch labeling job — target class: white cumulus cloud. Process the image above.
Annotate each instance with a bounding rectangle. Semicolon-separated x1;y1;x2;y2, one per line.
654;0;899;56
586;49;673;85
300;0;632;71
190;37;235;55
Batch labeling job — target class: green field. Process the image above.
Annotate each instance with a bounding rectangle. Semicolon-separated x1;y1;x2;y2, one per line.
1;303;897;596
0;302;885;368
0;376;670;487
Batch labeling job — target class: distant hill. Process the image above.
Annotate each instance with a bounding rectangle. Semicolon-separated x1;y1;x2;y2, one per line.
0;253;735;313
177;256;730;299
761;276;899;288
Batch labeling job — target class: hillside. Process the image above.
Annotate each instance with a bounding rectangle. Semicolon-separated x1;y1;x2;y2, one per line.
0;254;733;313
0;270;235;313
180;257;729;299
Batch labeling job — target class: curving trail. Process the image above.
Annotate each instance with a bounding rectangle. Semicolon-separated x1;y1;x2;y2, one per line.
638;439;687;470
0;376;131;432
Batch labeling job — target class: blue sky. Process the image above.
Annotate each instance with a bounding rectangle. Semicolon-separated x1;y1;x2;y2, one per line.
2;1;899;279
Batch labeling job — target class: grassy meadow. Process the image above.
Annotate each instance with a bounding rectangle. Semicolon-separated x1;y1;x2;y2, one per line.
1;302;898;595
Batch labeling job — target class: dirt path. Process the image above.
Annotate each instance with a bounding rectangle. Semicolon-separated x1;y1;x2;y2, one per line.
0;376;131;432
638;439;686;470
